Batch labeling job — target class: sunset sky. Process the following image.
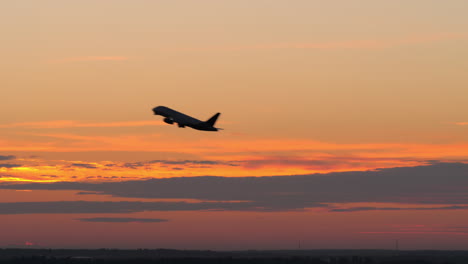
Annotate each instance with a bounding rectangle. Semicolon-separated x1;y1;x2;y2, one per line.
1;1;468;250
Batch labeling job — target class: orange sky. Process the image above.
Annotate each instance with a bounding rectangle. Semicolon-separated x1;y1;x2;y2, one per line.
1;0;468;250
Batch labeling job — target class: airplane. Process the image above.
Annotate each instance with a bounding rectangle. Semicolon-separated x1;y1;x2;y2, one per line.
152;106;221;131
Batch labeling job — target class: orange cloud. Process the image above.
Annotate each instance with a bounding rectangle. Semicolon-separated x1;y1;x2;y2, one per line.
0;120;164;129
2;131;468;182
50;56;129;63
455;122;468;126
0;177;58;183
175;32;467;52
3;133;468;159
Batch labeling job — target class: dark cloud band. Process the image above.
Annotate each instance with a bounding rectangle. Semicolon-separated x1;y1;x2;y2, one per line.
0;200;306;214
1;163;468;213
0;164;21;168
0;155;15;161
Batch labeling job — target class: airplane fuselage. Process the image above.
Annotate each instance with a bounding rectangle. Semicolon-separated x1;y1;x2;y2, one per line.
152;106;219;131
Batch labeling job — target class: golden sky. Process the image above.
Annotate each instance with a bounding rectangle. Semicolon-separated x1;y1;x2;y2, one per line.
1;0;468;250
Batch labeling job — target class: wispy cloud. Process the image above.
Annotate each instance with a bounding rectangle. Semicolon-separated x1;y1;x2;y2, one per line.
77;217;169;223
70;163;98;169
4;132;468;161
360;231;468;235
330;205;468;212
4;135;468;180
0;155;16;161
240;156;421;172
0;200;266;214
122;160;239;169
175;32;467;52
0;120;164;129
0;164;22;168
50;56;129;64
455;122;468;126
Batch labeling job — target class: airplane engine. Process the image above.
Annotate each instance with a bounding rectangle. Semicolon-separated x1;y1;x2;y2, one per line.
163;117;174;124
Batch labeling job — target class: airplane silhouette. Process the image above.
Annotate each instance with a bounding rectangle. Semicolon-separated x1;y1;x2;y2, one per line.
152;106;221;132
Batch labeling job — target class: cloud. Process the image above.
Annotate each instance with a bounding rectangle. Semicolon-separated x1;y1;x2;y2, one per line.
150;160;229;165
70;163;98;169
240;157;408;171
51;56;129;63
0;200;298;214
175;32;467;52
0;155;15;161
40;175;59;178
1;163;468;213
3;135;468;177
0;120;163;129
330;205;468;212
0;164;21;168
76;217;169;223
360;231;468;235
122;160;239;169
449;226;468;230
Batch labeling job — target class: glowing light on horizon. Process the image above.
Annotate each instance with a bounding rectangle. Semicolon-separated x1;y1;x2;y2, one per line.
0;177;59;183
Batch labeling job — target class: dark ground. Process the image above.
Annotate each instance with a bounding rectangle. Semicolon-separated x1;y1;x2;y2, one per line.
0;248;467;264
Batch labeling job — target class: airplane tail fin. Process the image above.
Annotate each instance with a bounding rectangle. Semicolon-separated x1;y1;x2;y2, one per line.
205;113;220;127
